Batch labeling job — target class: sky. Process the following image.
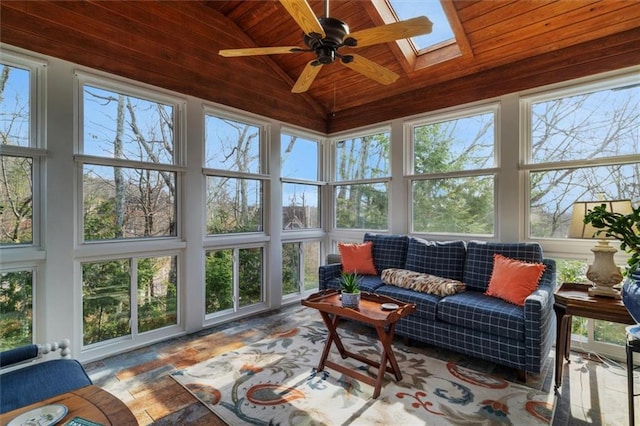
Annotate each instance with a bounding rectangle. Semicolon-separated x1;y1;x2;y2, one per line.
388;0;455;49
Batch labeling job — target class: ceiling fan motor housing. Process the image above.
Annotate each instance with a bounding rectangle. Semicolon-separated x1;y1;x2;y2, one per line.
303;17;349;65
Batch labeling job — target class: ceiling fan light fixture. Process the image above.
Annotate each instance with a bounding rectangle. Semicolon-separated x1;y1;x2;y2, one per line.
316;47;336;64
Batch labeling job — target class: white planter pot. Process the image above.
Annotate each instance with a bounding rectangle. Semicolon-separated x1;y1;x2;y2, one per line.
341;291;360;309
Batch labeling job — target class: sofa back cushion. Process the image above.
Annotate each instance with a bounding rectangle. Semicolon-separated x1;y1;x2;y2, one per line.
463;241;544;292
405;238;466;281
363;233;409;274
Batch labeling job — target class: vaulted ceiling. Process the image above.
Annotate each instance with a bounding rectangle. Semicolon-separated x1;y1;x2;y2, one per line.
1;1;639;134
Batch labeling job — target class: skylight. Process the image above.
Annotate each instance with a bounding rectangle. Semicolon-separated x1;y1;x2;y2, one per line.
387;0;455;51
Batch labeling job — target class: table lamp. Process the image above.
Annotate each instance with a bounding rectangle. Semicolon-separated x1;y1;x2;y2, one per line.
568;199;633;299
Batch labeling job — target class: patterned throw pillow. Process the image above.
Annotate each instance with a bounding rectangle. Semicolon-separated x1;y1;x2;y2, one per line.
381;268;466;297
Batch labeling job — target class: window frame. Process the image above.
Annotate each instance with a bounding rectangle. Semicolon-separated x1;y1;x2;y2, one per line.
521;71;640;360
203;243;267;320
331;126;392;232
521;71;640;244
0;51;46;350
203;106;270;238
74;71;187;246
405;104;499;237
79;251;182;350
280;127;324;232
0;52;47;250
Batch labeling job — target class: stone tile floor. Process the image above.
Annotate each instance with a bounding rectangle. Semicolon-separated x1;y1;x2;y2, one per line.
84;303;639;425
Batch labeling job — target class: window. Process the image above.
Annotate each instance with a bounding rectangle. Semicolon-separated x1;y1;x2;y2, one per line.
280;131;322;299
76;74;184;349
524;74;639;358
333;130;390;230
203;112;267;315
82;255;178;346
408;108;496;235
0;54;44;350
387;0;454;51
205;247;263;314
281;133;320;230
1;61;41;246
524;75;640;239
282;241;320;297
204;114;266;235
0;269;34;350
80;83;179;241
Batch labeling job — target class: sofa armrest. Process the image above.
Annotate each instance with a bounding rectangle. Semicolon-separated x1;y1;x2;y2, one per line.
319;263;342;290
523;258;557;373
0;359;92;413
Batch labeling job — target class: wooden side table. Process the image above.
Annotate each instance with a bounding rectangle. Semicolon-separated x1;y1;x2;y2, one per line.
553;282;635;392
0;385;137;425
302;289;416;398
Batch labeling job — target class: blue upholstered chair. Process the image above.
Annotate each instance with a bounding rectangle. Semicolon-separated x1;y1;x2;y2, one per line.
0;340;93;413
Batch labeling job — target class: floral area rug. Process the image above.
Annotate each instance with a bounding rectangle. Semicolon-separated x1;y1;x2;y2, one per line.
170;320;554;425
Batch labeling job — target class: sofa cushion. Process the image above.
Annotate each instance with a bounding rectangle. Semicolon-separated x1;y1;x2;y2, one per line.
462;241;544;292
338;241;377;275
436;291;526;341
381;268;466;297
364;233;409;273
405;238;466;281
485;254;546;306
374;284;439;321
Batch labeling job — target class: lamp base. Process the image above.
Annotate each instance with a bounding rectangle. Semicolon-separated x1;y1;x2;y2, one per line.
588;285;621;299
585;239;623;299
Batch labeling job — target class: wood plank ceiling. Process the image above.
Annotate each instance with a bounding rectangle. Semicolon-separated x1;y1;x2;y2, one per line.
1;0;639;134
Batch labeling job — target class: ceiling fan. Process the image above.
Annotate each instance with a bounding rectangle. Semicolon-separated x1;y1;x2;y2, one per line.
219;0;433;93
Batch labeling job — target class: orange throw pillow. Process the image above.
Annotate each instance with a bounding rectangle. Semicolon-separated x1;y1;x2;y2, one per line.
485;253;546;306
338;241;377;275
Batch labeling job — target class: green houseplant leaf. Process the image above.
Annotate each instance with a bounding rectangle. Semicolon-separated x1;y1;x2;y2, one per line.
340;271;361;294
583;203;640;276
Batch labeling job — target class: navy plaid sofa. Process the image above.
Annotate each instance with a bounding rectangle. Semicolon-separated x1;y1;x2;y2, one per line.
319;233;556;376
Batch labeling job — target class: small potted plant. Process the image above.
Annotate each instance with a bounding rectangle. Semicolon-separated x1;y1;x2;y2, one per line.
340;271;361;309
583;202;640;322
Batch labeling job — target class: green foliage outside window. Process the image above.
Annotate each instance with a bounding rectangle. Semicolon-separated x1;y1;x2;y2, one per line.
205;250;233;314
411;116;495;234
82;260;131;345
282;243;300;296
239;247;263;307
335;183;388;229
83;256;177;345
137;257;178;333
0;270;32;350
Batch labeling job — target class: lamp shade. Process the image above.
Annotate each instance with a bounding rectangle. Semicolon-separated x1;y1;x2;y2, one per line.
568;199;633;239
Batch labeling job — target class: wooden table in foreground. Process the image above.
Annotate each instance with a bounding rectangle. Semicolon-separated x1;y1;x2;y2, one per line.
0;385;137;426
302;289;416;398
553;282;635;392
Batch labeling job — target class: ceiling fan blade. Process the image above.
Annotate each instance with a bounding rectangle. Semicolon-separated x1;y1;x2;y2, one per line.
341;54;399;85
292;61;323;93
279;0;326;38
219;46;304;57
348;16;433;48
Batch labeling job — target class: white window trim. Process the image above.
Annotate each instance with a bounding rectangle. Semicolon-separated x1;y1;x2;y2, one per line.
0;51;47;251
